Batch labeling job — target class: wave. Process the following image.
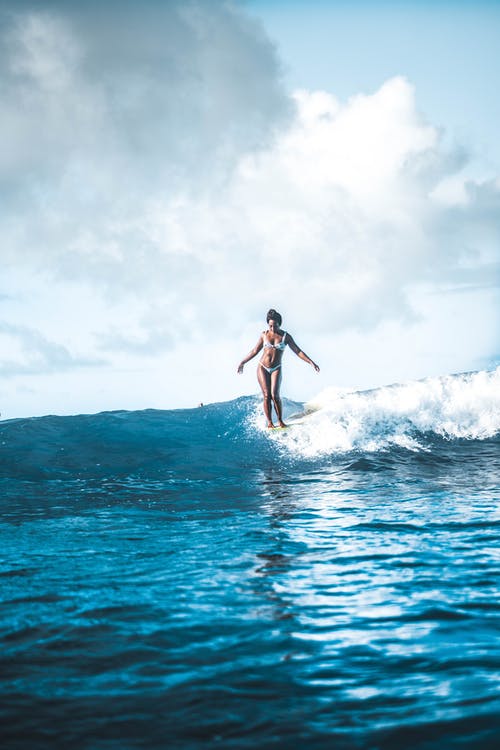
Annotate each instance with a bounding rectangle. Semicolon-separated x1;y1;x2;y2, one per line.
0;369;498;479
275;367;500;457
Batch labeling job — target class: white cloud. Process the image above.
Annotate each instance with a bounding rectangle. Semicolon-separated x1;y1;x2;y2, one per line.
0;0;291;264
0;321;103;376
150;77;499;332
0;2;498;417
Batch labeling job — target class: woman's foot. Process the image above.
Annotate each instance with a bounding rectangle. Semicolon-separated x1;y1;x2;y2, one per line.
267;422;275;429
278;421;287;428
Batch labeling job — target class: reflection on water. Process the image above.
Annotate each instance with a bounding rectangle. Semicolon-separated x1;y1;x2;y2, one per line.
238;454;500;747
1;440;499;748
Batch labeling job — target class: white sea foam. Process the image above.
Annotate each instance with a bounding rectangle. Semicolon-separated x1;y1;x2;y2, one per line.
276;368;500;457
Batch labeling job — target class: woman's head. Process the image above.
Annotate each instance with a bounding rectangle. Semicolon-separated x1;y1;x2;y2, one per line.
266;308;282;326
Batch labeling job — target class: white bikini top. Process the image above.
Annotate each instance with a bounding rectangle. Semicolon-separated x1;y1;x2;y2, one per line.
263;331;287;351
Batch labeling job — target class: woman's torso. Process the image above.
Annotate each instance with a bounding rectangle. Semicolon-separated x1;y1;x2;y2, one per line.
260;330;287;367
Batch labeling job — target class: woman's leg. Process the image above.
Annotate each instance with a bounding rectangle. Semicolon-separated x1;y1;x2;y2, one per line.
257;364;274;427
270;368;286;427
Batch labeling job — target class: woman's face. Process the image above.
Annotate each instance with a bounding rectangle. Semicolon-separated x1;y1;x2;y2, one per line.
268;318;279;331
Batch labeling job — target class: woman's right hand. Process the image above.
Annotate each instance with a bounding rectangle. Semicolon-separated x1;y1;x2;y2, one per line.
237;363;244;374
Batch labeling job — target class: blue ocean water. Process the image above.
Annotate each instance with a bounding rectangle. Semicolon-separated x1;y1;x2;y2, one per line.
1;369;499;749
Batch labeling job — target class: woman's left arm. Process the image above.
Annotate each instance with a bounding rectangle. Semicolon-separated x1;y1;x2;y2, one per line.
286;334;320;372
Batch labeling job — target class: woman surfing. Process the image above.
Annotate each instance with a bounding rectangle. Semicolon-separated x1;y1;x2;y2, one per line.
237;308;320;428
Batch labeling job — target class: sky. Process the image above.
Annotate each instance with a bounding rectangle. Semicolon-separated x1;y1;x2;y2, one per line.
0;0;499;418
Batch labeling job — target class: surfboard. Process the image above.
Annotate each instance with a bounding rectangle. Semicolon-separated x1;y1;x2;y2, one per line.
286;405;321;424
266;424;294;436
266;403;321;434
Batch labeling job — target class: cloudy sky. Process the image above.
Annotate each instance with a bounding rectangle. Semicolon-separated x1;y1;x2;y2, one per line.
1;0;499;418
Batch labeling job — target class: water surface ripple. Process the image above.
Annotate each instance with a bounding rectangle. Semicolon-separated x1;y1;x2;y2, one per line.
1;390;499;749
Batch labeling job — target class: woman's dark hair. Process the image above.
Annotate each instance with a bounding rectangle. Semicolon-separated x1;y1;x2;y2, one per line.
266;308;282;326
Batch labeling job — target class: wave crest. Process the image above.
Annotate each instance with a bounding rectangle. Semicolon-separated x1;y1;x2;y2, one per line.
278;368;500;456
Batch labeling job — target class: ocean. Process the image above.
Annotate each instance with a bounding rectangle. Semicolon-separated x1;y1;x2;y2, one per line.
1;368;499;749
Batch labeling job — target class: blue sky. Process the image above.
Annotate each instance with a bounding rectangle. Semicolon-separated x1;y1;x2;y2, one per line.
247;0;500;174
0;0;498;417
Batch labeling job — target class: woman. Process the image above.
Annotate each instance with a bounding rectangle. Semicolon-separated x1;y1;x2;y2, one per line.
237;309;320;428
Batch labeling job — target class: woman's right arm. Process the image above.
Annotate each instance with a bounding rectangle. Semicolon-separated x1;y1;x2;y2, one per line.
237;336;263;374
